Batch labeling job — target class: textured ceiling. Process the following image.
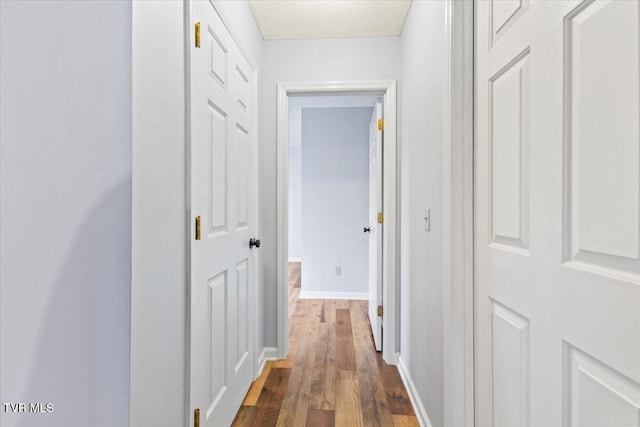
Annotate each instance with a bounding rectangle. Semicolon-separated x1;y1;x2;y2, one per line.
248;0;413;40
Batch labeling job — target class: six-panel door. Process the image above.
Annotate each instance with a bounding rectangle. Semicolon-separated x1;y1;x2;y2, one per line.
190;1;257;426
475;0;640;425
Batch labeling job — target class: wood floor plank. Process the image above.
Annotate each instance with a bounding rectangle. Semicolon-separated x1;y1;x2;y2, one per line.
275;350;315;426
276;302;320;426
309;321;335;410
355;356;377;427
231;406;257;425
353;307;394;427
242;362;272;406
335;369;364;427
335;308;352;338
233;262;417;426
249;367;291;427
392;414;420;426
306;408;336;427
336;300;350;310
350;306;377;427
324;320;337;410
325;299;338;324
294;265;301;288
335;308;357;370
376;353;415;416
289;262;301;289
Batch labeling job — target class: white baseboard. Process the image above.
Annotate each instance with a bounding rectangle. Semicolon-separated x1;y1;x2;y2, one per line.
298;290;368;300
256;347;278;378
288;257;302;263
397;353;434;427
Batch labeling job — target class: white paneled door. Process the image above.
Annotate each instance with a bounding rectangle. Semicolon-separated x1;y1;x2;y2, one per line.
475;1;640;426
368;99;384;351
189;1;257;426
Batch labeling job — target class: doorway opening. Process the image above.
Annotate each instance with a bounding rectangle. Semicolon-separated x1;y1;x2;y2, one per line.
286;93;380;343
275;81;398;365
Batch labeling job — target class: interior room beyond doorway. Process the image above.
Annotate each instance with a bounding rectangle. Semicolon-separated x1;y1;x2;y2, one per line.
288;95;376;301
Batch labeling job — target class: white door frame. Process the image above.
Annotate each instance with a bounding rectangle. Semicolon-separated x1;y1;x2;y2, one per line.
442;0;474;426
276;80;398;364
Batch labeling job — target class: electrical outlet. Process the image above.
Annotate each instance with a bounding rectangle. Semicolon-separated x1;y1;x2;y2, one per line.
335;266;342;276
424;208;431;231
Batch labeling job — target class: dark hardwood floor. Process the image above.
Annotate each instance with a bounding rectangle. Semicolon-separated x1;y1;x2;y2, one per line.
232;262;418;426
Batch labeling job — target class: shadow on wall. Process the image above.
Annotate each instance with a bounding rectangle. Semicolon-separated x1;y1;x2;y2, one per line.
15;180;131;427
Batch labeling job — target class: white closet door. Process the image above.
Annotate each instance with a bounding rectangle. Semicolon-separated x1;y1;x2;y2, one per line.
475;1;640;426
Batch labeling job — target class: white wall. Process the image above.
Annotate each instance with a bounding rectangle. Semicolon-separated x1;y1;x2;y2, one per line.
399;1;448;426
0;2;131;427
261;37;400;346
130;1;264;426
300;107;372;297
131;1;187;426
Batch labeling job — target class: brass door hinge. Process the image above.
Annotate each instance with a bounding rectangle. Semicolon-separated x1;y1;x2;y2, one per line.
194;408;200;427
377;212;384;224
377;305;383;317
195;22;201;48
195;216;201;240
377;118;384;131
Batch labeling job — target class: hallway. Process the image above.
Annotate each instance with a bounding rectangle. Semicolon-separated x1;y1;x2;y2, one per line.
231;263;418;426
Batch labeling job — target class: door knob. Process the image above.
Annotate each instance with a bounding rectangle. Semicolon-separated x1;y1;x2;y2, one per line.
364;227;371;233
250;238;261;249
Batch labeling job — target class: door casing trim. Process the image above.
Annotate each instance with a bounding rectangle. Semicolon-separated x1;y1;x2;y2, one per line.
442;0;474;426
275;80;398;364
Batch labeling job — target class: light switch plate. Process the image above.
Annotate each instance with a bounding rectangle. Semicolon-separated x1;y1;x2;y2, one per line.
424;208;431;231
